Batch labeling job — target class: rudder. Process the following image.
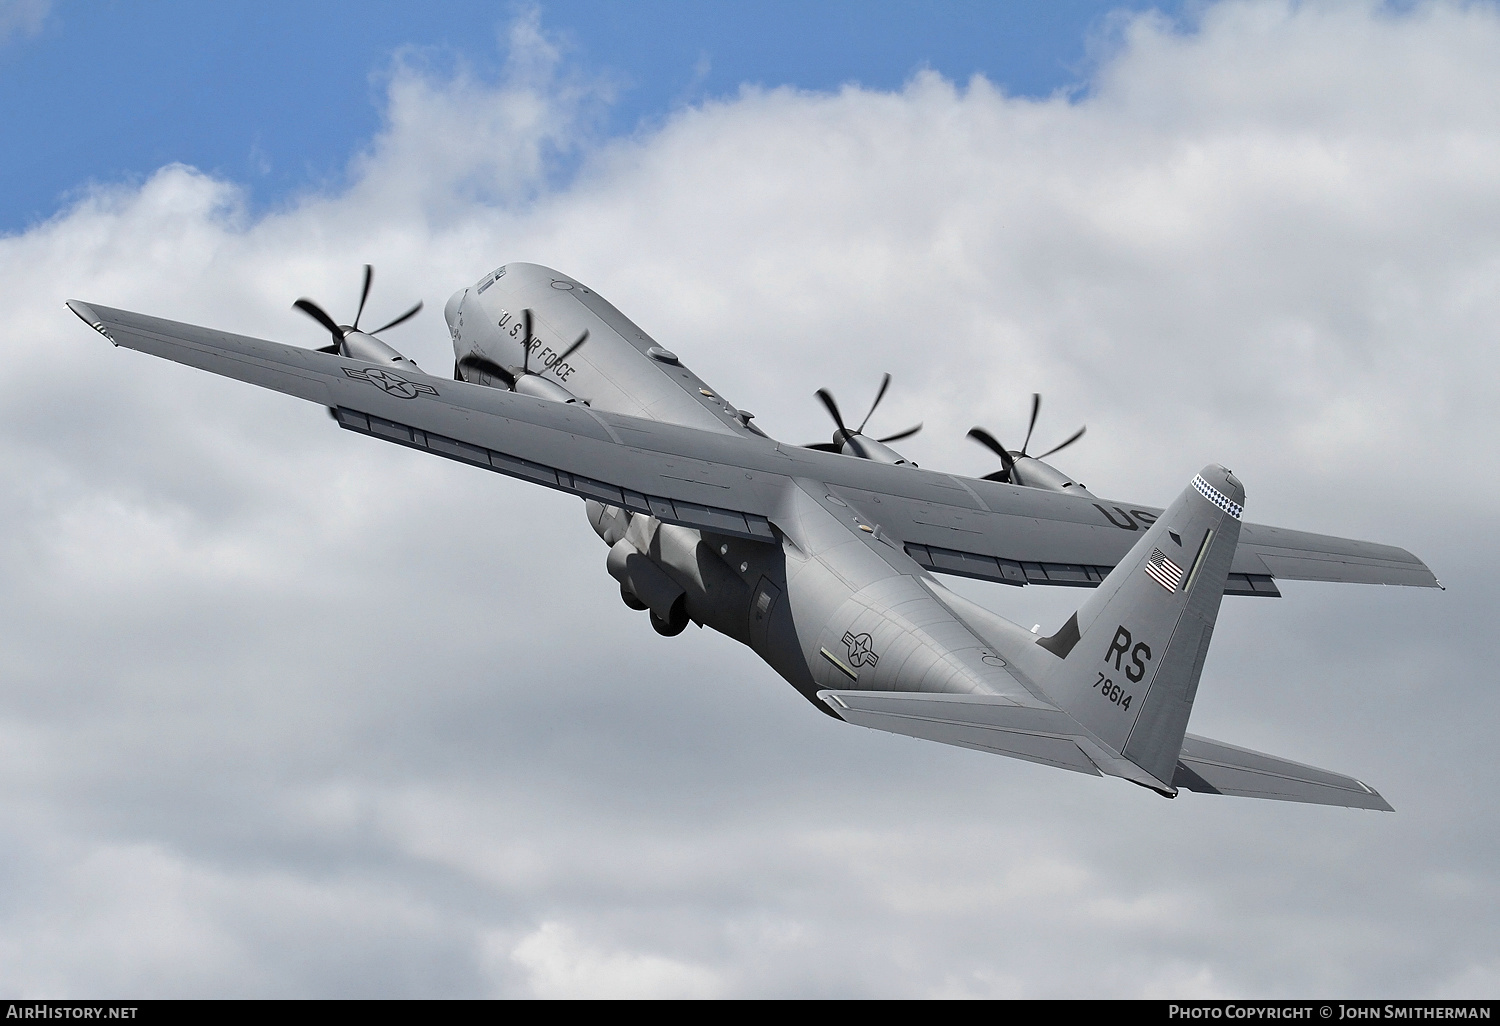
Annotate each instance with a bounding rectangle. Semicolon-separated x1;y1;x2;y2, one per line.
1034;465;1245;788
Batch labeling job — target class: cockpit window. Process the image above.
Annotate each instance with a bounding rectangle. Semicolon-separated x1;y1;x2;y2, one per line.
477;266;505;294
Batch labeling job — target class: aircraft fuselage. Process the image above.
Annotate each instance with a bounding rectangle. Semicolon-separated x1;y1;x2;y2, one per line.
447;263;1021;711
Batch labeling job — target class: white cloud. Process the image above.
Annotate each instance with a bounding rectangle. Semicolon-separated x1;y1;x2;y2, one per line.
1;0;1497;998
0;0;47;46
506;922;721;998
347;9;610;221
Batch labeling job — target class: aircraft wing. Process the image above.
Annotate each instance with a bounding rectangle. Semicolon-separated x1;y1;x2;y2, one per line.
69;302;1439;593
830;481;1436;596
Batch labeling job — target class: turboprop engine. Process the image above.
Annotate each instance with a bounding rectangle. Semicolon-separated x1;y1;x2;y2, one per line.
294;264;424;370
451;302;589;405
968;393;1092;495
803;373;922;465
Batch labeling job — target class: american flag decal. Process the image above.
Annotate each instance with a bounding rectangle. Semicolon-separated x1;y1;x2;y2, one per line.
1144;548;1185;592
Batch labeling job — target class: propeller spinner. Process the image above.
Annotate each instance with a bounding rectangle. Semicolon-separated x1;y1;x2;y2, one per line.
805;373;922;465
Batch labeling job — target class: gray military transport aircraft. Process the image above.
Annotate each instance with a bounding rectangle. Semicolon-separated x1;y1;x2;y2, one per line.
67;262;1440;811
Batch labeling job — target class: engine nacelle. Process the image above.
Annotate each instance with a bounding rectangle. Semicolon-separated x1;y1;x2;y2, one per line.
839;434;916;466
1009;456;1093;495
341;330;421;371
514;374;582;404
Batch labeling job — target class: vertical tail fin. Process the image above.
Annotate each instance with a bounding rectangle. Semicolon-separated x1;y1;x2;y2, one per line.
1035;465;1244;788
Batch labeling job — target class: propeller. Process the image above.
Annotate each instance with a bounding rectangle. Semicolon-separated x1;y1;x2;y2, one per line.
968;393;1085;482
294;264;422;354
805;373;922;456
966;426;1017;481
519;308;533;373
457;307;589;391
458;352;517;387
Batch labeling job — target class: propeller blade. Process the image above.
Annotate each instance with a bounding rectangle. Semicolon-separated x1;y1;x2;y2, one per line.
553;329;589;365
967;426;1017;481
1021;393;1041;455
370;300;423;336
1037;425;1086;460
459;353;517;388
856;372;892;434
967;426;1015;466
803;442;843;452
316;343;342;355
815;388;850;441
521;309;534;375
294;298;344;343
877;423;922;444
353;264;373;330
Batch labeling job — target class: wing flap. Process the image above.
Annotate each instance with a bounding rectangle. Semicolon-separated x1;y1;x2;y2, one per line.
829;480;1435;593
1173;733;1394;811
335;407;777;541
902;541;1284;597
897;520;1435;593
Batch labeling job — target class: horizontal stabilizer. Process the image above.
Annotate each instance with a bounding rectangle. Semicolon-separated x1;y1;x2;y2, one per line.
818;690;1101;777
1173;734;1393;811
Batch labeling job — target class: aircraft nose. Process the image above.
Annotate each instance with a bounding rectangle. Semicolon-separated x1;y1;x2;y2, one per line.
444;288;466;333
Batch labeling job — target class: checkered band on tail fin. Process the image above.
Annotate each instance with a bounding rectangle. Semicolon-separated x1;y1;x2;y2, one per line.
1192;474;1242;519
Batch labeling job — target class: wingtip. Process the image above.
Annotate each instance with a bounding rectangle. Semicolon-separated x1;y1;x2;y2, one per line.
1351;776;1395;812
66;300;115;344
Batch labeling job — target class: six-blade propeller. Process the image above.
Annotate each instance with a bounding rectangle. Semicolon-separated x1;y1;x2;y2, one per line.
294;264;422;354
457;307;589;390
805;373;922;458
968;393;1085;483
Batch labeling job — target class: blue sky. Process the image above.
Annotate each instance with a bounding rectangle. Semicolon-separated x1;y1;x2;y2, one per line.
1;0;1187;231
